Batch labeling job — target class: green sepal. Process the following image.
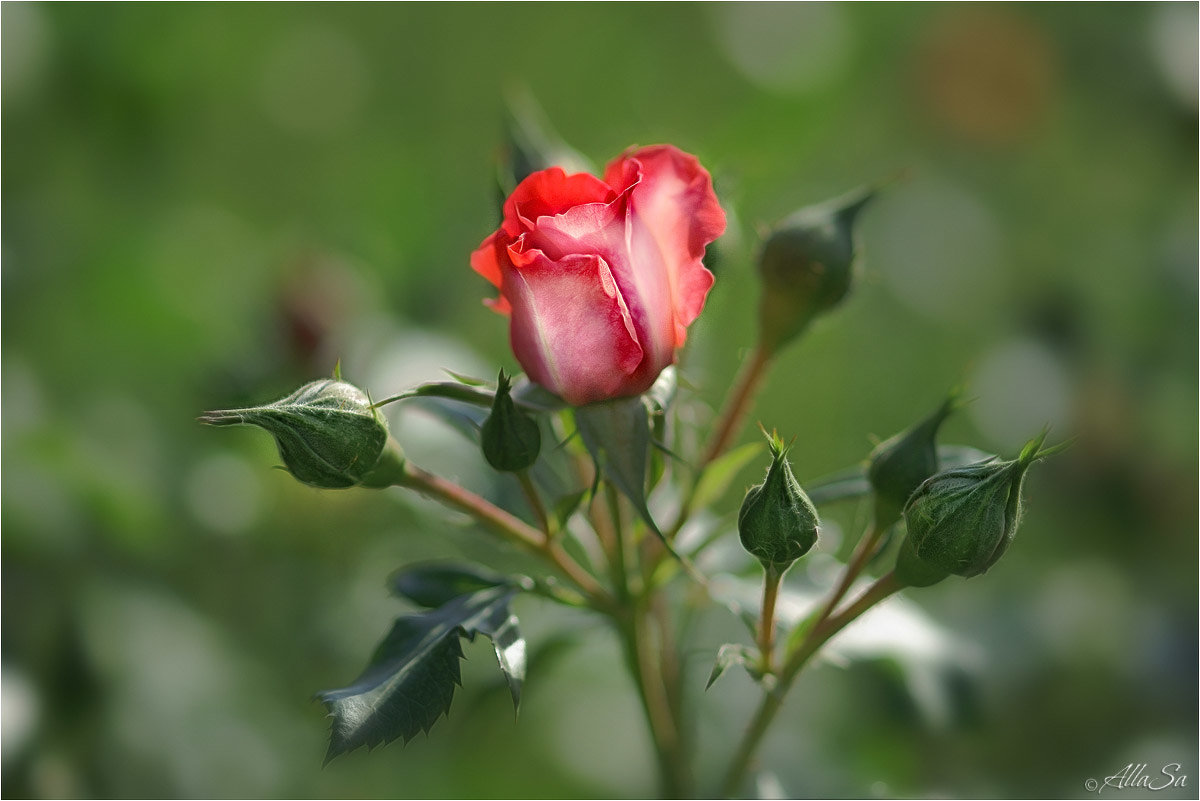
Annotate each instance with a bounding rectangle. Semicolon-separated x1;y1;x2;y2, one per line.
706;643;753;690
574;397;700;579
573;397;657;531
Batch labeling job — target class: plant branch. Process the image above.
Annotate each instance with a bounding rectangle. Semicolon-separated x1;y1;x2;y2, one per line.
398;463;612;608
667;345;771;540
757;564;784;675
719;572;903;797
700;345;771;472
517;469;552;538
812;519;885;631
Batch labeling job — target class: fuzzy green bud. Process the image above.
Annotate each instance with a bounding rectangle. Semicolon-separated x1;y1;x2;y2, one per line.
867;390;961;528
200;379;399;489
756;185;876;355
894;430;1065;587
738;433;820;571
481;370;541;472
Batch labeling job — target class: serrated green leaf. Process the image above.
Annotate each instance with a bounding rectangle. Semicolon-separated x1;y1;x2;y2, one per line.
692;441;763;510
389;562;517;608
706;643;751;690
318;586;525;760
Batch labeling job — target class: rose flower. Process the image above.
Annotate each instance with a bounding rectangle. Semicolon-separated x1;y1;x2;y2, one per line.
471;145;726;406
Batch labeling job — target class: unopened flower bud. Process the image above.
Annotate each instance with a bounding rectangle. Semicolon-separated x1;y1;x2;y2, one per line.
738;432;820;571
756;185;876;355
200;379;397;489
867;390;961;528
481;370;541;472
895;430;1065;586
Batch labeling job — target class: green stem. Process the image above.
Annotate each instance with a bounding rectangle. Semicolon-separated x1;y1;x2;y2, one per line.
757;564;784;675
719;572;903;797
399;463;612;609
618;605;692;798
517;469;552;538
812;519;884;631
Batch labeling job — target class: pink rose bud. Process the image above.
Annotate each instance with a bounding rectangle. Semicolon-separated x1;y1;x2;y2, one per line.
471;145;726;406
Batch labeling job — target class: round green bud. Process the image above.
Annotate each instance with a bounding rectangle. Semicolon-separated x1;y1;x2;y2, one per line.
867;391;960;528
481;370;541;472
756;186;876;355
895;430;1063;585
738;433;820;571
200;379;395;489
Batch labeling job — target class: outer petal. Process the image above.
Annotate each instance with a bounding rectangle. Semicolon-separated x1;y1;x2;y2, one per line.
530;195;676;385
469;230;512;314
604;145;726;345
499;247;643;406
502;167;614;237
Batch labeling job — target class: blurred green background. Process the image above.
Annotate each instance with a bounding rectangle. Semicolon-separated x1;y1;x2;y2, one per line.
3;3;1196;798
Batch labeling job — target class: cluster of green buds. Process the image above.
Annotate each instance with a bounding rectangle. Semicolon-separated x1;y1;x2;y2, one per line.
738;431;820;572
199;378;405;489
895;430;1067;587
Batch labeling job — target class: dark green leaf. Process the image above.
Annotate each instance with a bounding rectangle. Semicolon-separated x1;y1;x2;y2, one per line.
318;586;525;760
388;562;518;608
574;398;656;530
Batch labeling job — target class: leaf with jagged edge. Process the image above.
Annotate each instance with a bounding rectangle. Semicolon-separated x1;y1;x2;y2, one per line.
317;585;525;761
706;643;753;690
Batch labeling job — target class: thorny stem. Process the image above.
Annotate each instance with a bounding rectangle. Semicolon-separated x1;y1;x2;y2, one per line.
398;463;612;609
719;572;903;798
